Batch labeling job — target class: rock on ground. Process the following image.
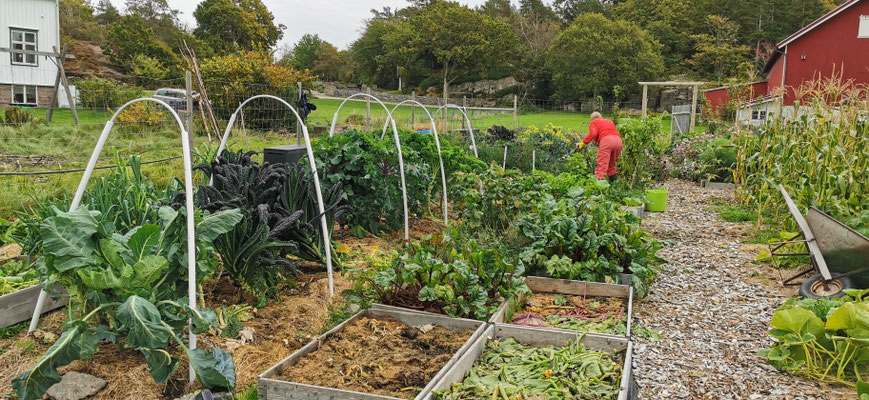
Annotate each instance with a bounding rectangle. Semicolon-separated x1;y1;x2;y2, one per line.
46;371;106;400
633;180;855;400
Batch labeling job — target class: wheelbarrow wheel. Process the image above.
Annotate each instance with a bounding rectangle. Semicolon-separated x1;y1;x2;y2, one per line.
799;273;854;299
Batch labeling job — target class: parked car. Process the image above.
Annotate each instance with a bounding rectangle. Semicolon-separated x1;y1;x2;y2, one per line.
153;88;199;111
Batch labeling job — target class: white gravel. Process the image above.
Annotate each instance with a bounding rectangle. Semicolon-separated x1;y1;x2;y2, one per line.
633;180;856;400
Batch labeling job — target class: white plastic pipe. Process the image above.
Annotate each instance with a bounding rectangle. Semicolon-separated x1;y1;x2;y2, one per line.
28;99;198;378
216;95;335;294
383;100;450;226
433;104;478;158
532;150;536;171
503;146;508;170
329;93;411;240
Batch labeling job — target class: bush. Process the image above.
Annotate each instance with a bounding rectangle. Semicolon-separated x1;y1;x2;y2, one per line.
117;102;167;128
697;137;736;182
617;116;668;186
76;78;145;109
3;107;33;126
486;125;515;143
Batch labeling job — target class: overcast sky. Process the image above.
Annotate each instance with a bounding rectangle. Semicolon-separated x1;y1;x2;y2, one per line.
108;0;501;50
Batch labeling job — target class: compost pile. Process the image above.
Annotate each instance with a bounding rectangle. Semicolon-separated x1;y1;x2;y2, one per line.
279;316;474;398
435;338;622;399
512;293;627;336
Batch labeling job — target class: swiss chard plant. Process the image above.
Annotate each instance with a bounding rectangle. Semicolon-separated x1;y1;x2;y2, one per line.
516;189;663;297
13;205;243;400
450;164;549;231
759;291;869;388
343;230;528;321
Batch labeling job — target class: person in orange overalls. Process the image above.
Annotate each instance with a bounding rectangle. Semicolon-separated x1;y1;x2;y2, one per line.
576;112;623;182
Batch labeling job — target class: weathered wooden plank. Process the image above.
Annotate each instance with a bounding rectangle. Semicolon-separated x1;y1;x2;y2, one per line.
0;285;68;328
258;307;485;400
423;324;631;400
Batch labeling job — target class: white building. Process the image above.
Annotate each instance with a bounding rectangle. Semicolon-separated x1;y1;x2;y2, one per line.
0;0;60;107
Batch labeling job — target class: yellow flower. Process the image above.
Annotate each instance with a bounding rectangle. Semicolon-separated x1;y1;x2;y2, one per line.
372;245;379;253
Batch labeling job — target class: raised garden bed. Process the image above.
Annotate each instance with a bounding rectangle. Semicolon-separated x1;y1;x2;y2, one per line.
0;256;68;328
424;324;635;400
700;180;735;190
490;276;633;338
621;205;645;219
258;305;487;399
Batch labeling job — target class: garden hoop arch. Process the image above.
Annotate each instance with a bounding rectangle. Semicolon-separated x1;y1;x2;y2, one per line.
382;100;449;225
217;94;336;295
328;93;411;240
432;104;479;158
26;98;202;378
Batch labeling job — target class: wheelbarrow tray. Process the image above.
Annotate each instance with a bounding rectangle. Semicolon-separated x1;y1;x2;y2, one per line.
806;207;869;287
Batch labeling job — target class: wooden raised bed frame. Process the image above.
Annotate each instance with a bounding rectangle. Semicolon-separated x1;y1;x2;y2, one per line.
423;324;635;400
257;304;487;400
489;276;633;338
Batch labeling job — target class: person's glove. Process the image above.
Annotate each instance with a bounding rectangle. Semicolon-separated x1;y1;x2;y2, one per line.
575;142;586;152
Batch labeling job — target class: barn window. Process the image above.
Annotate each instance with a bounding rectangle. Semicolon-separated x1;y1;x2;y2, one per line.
860;16;869;38
10;28;38;66
751;110;767;120
12;85;38;106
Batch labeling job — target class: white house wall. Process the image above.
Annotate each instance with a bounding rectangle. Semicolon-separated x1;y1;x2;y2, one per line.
0;0;59;87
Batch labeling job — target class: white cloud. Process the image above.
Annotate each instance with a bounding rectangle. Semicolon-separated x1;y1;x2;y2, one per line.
110;0;495;50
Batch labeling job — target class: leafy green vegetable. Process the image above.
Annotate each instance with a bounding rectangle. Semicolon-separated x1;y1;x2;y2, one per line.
435;338;622;399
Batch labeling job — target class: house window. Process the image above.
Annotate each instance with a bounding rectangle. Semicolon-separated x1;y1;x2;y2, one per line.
12;85;38;106
860;16;869;38
751;110;767;120
10;28;38;66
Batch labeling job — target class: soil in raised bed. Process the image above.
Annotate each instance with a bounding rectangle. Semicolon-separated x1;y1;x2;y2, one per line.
511;292;627;335
278;316;474;398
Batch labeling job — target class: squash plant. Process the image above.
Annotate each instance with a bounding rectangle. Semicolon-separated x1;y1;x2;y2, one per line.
343;230;528;321
13;205;242;400
759;290;868;387
516;189;663;297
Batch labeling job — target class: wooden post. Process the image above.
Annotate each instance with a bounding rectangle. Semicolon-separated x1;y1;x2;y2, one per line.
513;95;518;130
641;85;648;118
411;91;416;127
185;71;194;149
45;46;65;125
47;45;79;125
365;86;371;131
690;85;699;133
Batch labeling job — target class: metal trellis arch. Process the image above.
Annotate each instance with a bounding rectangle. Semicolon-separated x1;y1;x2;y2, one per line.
383;100;449;225
217;94;336;295
433;104;478;158
328;93;411;240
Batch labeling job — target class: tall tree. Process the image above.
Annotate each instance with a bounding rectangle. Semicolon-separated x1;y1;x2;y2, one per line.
478;0;515;19
60;0;103;43
105;15;178;69
689;15;752;83
193;0;285;53
546;13;663;98
313;42;342;81
553;0;625;22
291;34;324;71
386;1;519;102
94;0;121;25
512;2;561;98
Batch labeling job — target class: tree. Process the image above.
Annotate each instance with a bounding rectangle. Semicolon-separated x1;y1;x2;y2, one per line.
105;15;179;70
313;42;342;81
351;17;407;88
59;0;103;43
689;15;753;83
511;3;561;98
94;0;121;25
546;13;663;99
478;0;515;19
193;0;285;53
291;34;324;71
553;0;625;21
387;1;519;101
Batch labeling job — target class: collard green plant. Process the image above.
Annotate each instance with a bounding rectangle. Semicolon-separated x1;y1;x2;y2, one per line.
516;189;663;297
344;230;528;321
450;165;548;231
759;291;869;387
14;205;242;400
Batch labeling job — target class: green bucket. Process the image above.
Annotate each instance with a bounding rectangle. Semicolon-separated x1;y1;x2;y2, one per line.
645;189;668;212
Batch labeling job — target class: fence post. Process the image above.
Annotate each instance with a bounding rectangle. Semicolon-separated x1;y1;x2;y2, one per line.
185;71;194;148
411;91;416;127
297;81;303;145
641;85;648;117
366;86;371;131
689;84;699;134
513;95;518;130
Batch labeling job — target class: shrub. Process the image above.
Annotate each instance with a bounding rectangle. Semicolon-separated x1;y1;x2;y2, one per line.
3;107;34;126
696;137;737;182
128;54;169;88
76;78;145;109
617;116;668;186
117;102;167;128
486;125;515;143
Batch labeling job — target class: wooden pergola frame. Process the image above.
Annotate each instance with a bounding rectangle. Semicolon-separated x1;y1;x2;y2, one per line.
638;81;705;133
0;45;79;125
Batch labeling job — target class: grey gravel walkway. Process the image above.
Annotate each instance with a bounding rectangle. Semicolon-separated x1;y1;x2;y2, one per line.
633;180;856;400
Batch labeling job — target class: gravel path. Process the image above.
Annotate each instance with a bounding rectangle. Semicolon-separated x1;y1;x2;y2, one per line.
633;180;856;400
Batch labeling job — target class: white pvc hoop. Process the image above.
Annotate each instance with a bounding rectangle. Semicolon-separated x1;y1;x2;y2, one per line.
26;98;199;379
217;94;336;294
433;104;478;158
382;100;449;225
328;93;410;240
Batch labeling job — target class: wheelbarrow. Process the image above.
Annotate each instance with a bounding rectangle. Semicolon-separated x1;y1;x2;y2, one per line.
769;185;869;298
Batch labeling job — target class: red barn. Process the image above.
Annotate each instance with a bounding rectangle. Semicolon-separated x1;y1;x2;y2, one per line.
705;0;869;114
